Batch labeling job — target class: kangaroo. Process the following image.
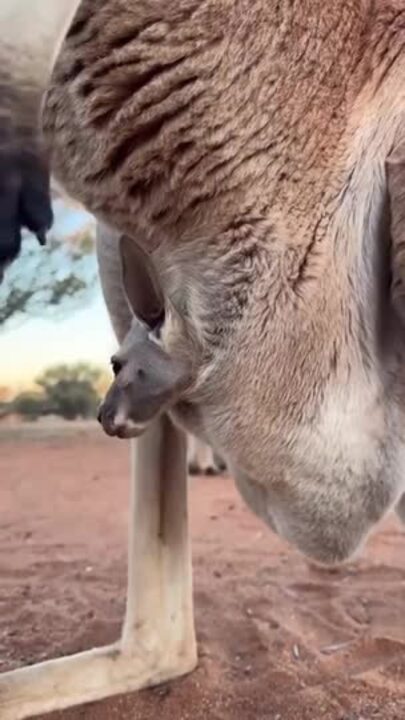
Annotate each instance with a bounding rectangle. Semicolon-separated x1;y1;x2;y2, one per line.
96;228;226;472
187;436;226;476
3;0;405;565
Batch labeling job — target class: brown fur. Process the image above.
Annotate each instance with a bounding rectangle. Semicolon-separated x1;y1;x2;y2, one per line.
41;0;405;563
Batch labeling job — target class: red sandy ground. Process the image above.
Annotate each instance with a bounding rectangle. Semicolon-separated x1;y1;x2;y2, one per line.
0;422;405;720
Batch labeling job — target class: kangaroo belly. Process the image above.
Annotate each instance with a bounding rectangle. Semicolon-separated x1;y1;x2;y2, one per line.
234;465;398;566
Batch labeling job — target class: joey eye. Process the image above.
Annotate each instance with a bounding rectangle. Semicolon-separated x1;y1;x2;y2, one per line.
111;357;123;376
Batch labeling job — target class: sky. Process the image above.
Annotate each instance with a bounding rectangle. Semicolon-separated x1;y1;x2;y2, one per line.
0;202;117;391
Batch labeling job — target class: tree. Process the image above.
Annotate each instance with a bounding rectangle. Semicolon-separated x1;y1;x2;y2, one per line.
0;201;98;329
12;391;50;421
36;363;103;420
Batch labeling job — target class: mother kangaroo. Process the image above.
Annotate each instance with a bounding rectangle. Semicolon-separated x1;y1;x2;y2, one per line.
3;0;405;565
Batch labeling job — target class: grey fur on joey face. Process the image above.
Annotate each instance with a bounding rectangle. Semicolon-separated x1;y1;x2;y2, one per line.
97;316;191;439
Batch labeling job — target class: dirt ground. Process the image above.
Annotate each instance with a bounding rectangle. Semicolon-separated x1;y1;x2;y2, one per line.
1;422;405;720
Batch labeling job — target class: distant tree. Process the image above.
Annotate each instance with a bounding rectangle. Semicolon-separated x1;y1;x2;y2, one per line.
12;391;50;421
0;203;97;329
36;363;102;420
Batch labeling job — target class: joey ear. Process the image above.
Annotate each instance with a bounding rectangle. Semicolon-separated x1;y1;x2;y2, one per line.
119;235;164;327
387;142;405;323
